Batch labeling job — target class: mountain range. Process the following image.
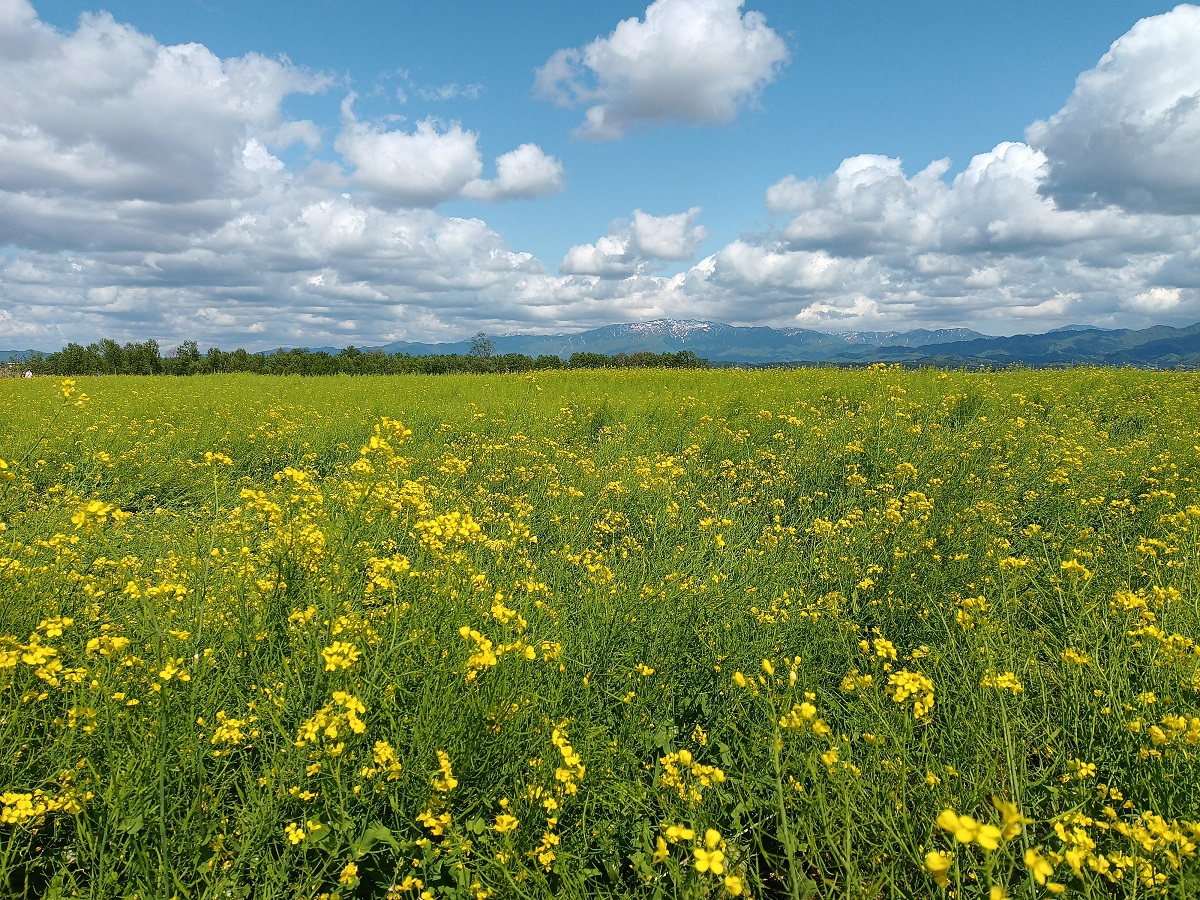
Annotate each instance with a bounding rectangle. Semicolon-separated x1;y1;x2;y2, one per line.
367;319;1200;367
5;319;1200;367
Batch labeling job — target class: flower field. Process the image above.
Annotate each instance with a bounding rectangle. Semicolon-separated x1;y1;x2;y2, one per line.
1;367;1198;899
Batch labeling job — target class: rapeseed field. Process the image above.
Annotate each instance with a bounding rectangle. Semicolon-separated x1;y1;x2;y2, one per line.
1;367;1198;899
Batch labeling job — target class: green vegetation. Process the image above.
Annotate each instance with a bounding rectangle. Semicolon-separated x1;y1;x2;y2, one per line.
1;367;1198;899
10;339;707;377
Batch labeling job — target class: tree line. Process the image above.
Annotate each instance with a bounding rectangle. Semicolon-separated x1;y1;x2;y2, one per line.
9;338;708;377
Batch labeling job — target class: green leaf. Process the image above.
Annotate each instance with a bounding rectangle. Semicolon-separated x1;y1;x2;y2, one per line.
351;820;400;857
116;812;143;835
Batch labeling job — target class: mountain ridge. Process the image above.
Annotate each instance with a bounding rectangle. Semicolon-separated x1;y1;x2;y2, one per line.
7;319;1200;367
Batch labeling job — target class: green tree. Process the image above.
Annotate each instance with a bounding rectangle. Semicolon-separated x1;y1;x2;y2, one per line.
469;332;495;358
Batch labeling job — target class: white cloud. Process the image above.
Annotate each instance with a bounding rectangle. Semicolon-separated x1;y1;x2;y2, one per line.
336;106;484;207
629;208;709;259
1027;4;1200;214
535;0;788;140
0;0;328;254
337;100;564;206
561;208;707;276
4;0;1200;350
416;82;484;102
0;1;326;208
1124;287;1184;313
461;144;565;201
561;236;638;278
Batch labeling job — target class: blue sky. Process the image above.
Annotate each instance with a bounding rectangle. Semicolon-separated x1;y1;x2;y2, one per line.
2;0;1199;348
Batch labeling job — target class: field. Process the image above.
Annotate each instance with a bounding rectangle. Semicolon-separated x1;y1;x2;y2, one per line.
1;367;1198;900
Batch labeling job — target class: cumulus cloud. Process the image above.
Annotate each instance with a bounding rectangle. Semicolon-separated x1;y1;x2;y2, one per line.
461;144;565;201
561;208;708;276
0;0;332;261
337;99;563;206
0;0;327;214
535;0;788;140
732;139;1200;329
1027;4;1200;214
5;0;1200;350
336;107;485;207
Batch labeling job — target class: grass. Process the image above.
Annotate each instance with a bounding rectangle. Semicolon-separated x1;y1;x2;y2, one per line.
0;366;1198;899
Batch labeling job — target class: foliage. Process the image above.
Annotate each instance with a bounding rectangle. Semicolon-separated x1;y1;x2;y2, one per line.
11;340;708;377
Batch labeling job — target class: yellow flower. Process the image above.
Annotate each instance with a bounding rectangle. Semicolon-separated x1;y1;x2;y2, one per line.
694;847;726;875
1024;848;1055;885
937;810;980;844
652;836;669;864
924;850;953;887
980;671;1024;694
993;796;1032;840
71;499;113;529
886;669;935;719
339;862;359;885
493;813;519;834
663;823;695;843
975;823;1003;851
321;641;362;671
724;874;744;895
433;750;458;792
1060;558;1092;579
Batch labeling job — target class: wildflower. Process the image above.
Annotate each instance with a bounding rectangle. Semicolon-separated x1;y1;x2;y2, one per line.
993;797;1032;840
1060;647;1092;666
980;671;1023;694
340;862;359;886
1066;758;1097;780
71;500;113;529
694;829;726;874
724;874;745;895
936;810;999;848
924;850;953;887
652;835;669;863
416;809;452;836
493;813;519;833
887;669;935;719
663;823;695;843
433;751;458;792
372;741;403;780
37;617;73;638
321;641;362;671
1024;847;1056;885
1060;559;1092;579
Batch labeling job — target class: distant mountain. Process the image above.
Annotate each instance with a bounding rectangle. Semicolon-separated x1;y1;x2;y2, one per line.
1046;324;1113;334
371;320;992;364
363;318;1200;366
10;320;1200;368
818;322;1200;368
0;350;35;363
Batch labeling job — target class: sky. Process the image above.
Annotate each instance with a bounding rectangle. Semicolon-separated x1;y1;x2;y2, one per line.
2;0;1199;350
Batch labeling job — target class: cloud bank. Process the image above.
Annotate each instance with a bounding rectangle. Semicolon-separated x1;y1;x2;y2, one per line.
561;208;708;277
1;1;1199;350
